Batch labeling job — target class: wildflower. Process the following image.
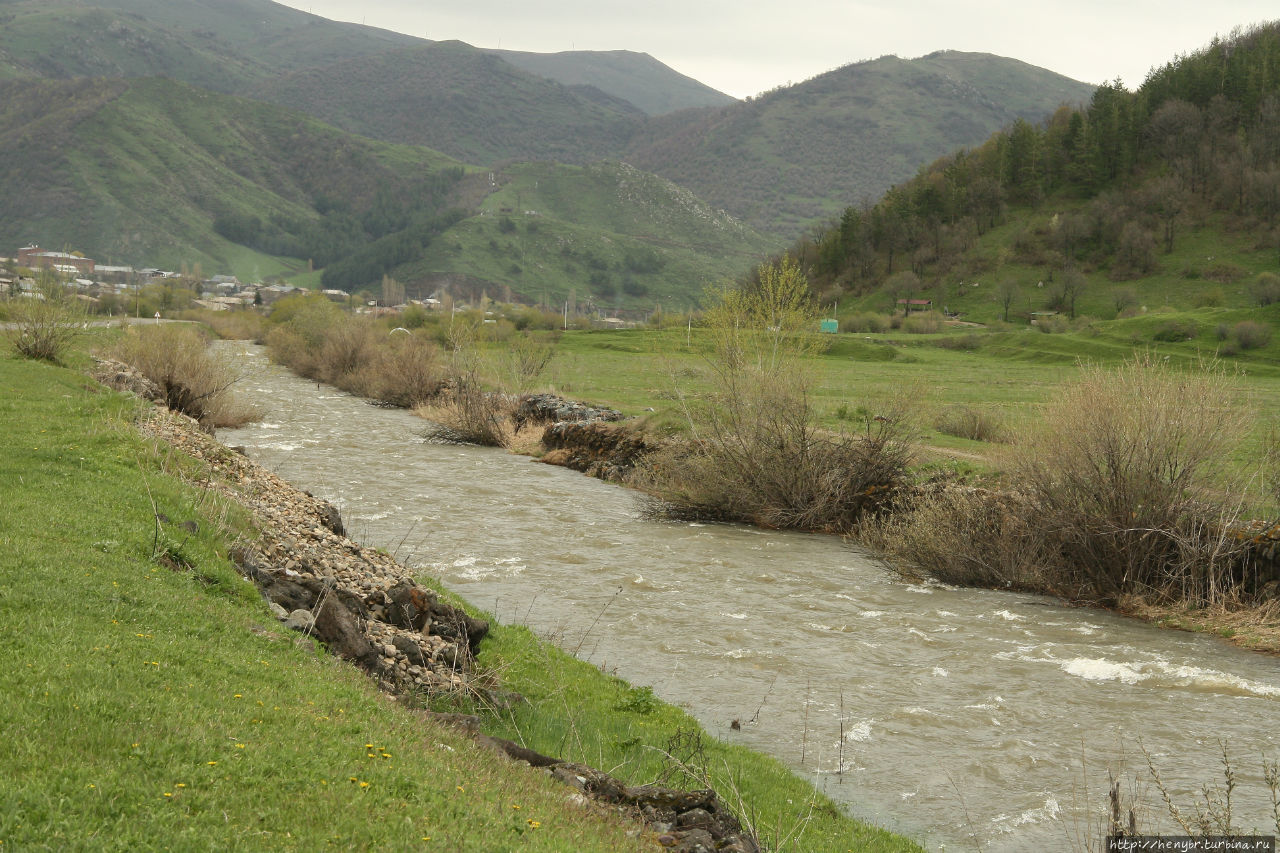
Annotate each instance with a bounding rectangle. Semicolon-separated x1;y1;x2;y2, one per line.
233;694;242;699
207;761;217;766
456;785;465;792
163;792;172;798
359;781;370;788
511;804;521;810
526;819;540;828
235;744;245;749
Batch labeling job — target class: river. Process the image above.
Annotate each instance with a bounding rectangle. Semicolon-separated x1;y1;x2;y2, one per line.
217;343;1279;851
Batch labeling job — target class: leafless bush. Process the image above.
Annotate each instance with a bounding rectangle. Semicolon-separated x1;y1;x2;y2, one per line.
110;324;259;429
1020;355;1250;604
1232;320;1272;351
862;486;1049;590
5;289;87;362
873;356;1254;606
641;260;917;532
901;311;943;334
351;333;445;407
934;404;1007;442
419;319;514;447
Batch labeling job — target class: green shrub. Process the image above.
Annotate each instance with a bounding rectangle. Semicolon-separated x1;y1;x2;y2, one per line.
1193;286;1225;308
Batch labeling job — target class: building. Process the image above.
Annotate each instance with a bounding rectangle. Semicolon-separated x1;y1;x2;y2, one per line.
17;245;95;276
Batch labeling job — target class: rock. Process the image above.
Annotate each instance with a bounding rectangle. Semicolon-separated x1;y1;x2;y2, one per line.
386;580;435;631
311;595;379;671
268;602;288;620
391;635;428;667
284;609;315;632
317;501;345;537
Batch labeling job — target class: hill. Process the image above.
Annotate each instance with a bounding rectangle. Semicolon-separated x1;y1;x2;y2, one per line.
0;76;464;276
486;49;736;116
384;161;775;311
0;0;723;119
0;0;419;92
786;21;1280;326
249;41;645;166
624;51;1097;237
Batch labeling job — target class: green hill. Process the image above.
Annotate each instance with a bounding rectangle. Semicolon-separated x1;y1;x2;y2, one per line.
0;76;464;276
786;22;1280;326
387;161;775;311
625;51;1097;237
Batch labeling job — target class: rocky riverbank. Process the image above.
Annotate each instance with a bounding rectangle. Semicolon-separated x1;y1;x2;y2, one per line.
126;393;761;852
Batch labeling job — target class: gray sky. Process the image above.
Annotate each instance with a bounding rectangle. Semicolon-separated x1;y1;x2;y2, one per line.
278;1;1278;99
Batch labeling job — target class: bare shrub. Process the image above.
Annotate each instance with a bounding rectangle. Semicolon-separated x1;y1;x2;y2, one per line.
1252;272;1280;306
316;319;380;385
841;312;891;333
1018;355;1250;604
862;487;1047;590
1232;320;1272;350
934;404;1007;442
419;318;514;447
1035;314;1069;333
639;259;915;532
351;333;445;407
5;288;87;362
110;324;259;428
874;356;1253;607
901;311;942;334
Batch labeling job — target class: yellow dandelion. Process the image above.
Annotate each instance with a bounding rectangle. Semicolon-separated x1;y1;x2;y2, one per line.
207;761;217;766
359;781;370;788
511;804;521;810
233;693;242;699
235;744;245;749
456;785;465;792
163;792;172;798
526;819;540;828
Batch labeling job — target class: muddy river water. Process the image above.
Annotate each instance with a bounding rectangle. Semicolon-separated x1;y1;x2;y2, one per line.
218;343;1279;851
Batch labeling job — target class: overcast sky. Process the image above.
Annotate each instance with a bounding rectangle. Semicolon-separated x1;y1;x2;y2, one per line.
277;1;1278;99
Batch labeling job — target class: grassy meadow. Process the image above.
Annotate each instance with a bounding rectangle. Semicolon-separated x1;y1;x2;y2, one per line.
0;337;921;850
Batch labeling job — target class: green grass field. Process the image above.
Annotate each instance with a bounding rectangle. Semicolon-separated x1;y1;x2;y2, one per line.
0;341;921;851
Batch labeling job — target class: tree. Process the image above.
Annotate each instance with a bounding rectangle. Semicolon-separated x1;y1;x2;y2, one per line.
1056;269;1087;319
997;278;1020;323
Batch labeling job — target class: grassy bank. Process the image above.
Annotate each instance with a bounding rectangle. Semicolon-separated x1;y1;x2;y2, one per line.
0;348;921;850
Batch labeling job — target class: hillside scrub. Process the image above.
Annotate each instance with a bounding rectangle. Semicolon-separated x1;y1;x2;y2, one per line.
867;355;1259;607
638;260;915;532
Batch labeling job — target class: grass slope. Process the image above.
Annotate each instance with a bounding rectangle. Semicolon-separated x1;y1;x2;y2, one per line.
0;343;921;851
0;76;461;274
626;51;1097;237
399;161;777;311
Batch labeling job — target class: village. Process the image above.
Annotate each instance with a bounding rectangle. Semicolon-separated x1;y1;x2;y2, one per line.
0;244;443;315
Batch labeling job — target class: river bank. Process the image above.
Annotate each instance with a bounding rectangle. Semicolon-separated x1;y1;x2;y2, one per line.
217;341;1280;852
81;350;921;851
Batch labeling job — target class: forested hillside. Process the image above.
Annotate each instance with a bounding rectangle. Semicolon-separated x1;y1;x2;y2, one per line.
793;23;1280;313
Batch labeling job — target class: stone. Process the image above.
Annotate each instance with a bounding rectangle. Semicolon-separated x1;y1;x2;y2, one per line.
268;602;288;620
284;609;315;632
